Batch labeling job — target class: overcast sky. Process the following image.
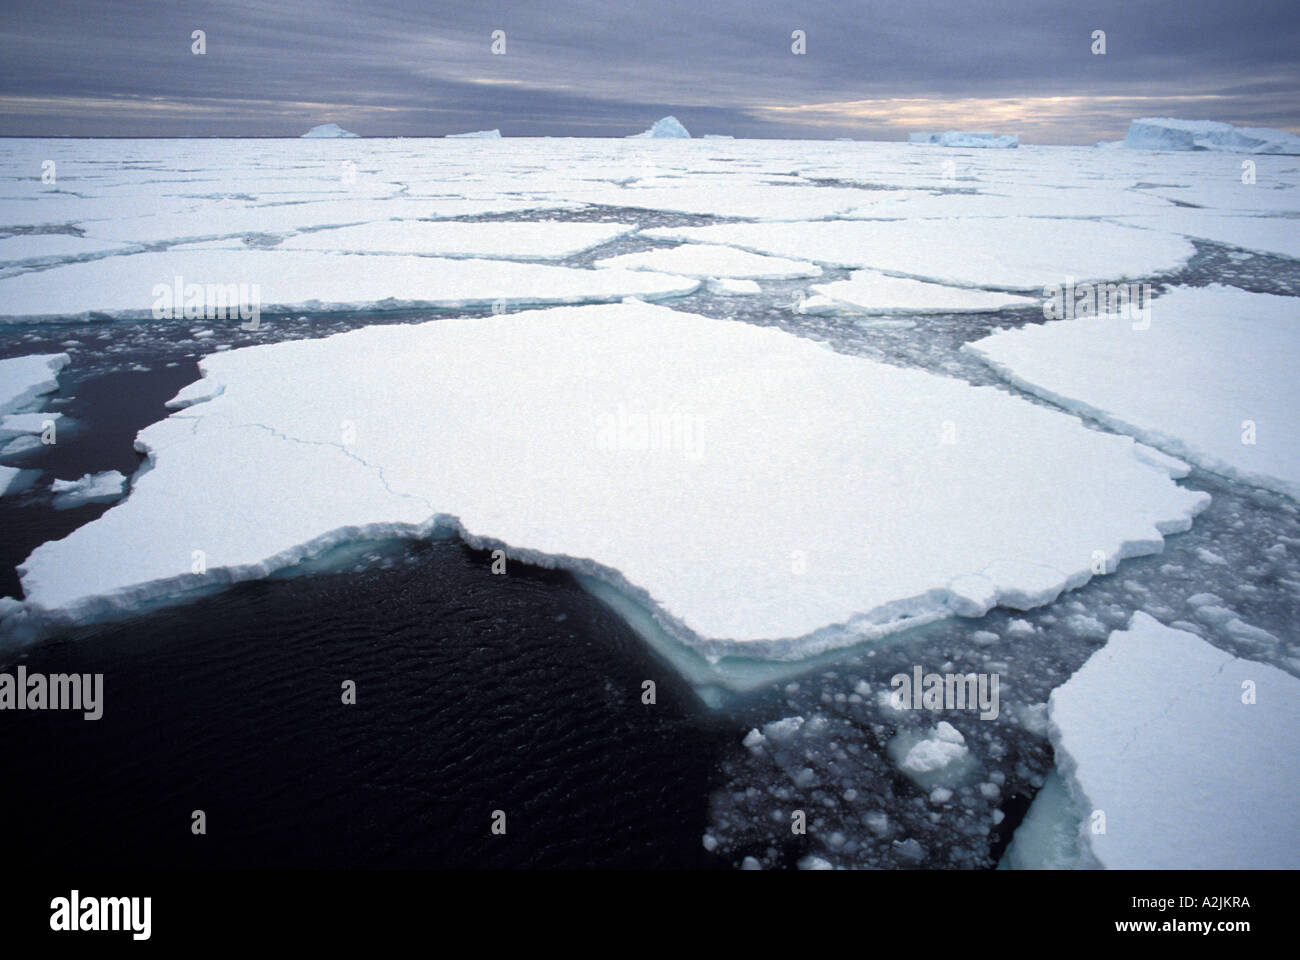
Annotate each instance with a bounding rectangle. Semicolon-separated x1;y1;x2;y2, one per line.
1;0;1296;142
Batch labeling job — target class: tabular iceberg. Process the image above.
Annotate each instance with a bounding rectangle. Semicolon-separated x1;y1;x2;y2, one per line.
909;131;1018;148
1113;117;1300;155
446;129;502;138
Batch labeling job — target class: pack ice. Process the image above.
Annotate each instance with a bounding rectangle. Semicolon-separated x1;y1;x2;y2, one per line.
643;219;1194;290
966;286;1300;500
1005;613;1300;869
18;302;1207;658
0;250;699;321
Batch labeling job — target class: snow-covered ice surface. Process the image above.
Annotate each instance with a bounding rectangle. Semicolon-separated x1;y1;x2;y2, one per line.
446;130;502;139
594;244;821;279
1004;612;1300;869
0;250;698;320
274;220;635;260
2;136;1299;870
802;270;1039;314
16;302;1206;652
966;286;1300;500
643;219;1195;290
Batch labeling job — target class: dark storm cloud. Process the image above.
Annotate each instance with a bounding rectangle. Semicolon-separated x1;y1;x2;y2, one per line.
0;0;1296;141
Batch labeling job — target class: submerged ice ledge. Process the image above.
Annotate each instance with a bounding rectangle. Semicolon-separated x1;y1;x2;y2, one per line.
12;303;1209;678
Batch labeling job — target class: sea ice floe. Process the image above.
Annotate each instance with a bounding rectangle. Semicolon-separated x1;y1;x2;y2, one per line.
593;244;821;279
799;270;1039;314
0;251;699;321
0;353;69;414
1005;612;1300;869
51;471;128;509
18;302;1207;660
0;411;62;440
966;285;1300;500
274;220;635;260
643;218;1195;290
0;234;140;267
1108;210;1300;261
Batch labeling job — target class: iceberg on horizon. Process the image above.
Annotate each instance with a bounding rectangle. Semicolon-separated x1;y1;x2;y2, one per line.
1108;117;1300;154
909;131;1018;148
300;123;359;138
446;129;502;138
628;116;691;139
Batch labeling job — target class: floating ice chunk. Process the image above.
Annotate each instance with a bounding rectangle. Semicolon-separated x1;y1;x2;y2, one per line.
1015;612;1300;868
446;129;502;138
966;285;1300;499
594;244;820;279
300;123;359;138
798;855;833;870
805;270;1039;314
1117;117;1300;155
762;716;806;745
0;353;69;414
628;116;691;139
1;464;26;496
889;721;975;788
999;770;1091;869
0;411;61;440
275;221;635;260
909;131;1018;149
0;251;700;321
51;471;127;509
17;302;1207;655
740;856;761;869
706;277;761;296
643;219;1194;290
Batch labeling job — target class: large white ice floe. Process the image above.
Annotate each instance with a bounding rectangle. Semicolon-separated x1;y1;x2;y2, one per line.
1108;210;1300;261
0;353;69;414
1004;612;1300;869
18;302;1207;657
0;251;699;321
966;285;1300;500
0;234;140;267
800;270;1039;314
593;244;822;279
909;131;1018;149
1114;117;1300;155
273;220;635;260
629;116;691;139
642;219;1195;290
301;123;359;138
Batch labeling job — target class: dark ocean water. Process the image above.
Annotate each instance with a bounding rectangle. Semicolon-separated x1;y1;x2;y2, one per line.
0;535;728;868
